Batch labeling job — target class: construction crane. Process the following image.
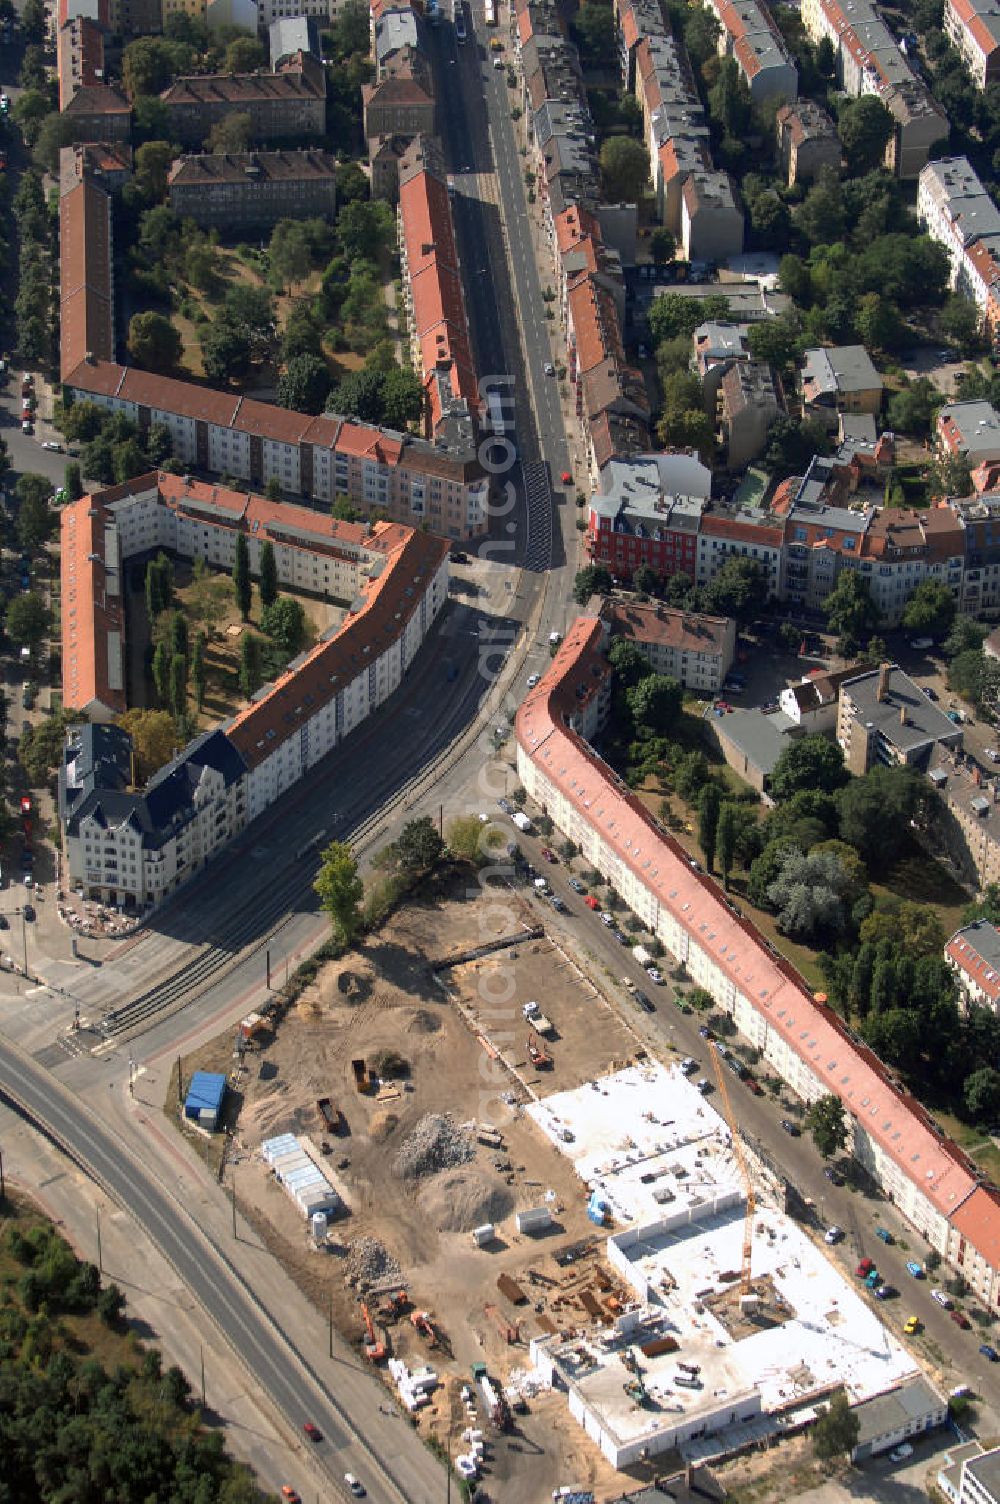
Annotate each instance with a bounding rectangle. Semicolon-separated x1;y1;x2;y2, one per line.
360;1302;386;1362
708;1041;755;1296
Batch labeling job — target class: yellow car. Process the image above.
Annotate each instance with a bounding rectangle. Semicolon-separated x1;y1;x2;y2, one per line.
904;1316;921;1335
489;36;503;49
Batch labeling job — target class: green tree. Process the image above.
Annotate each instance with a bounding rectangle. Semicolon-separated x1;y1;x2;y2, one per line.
128;311;182;372
337;199;395;262
151;640;170;703
261;595;306;656
15;473;53;549
683;3;720;65
767;848;850;939
887;377;940;437
770;735;848;801
795;166;845;247
608;637;650;689
277;353;331;414
823;569;881;640
122;35;183;98
206;111;253;153
269;218;314;291
283;298;324;362
854;293;903;352
901;579;956;639
708;57;752;137
698;783;721;874
599;135;649;202
940;293;984;354
64;461;84;501
837;95;894;174
764;415;830;478
336;159;370;203
447;814;487;864
717;802;739;888
224;34;265;71
259;539;278;609
700;557;768;621
5;592;50;651
746;311;801;372
134;140;176;202
812;1391;859;1461
20;0;45;41
650;227;676;265
233;532;251;621
948;648;1000;707
32;112;76;175
201;317;253;386
191;631;206;712
238;631;260;697
964;1066;1000;1123
395;815;445;872
573;564;613;604
380;366;424;429
314;839;365;943
649;292;730;343
169;653;187;717
572;0;617;66
944;614;987;659
835;765;921;870
627;674;682;734
805;1093;849;1158
225;284;275;359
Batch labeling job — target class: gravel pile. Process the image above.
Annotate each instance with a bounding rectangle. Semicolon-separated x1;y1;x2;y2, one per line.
419;1169;514;1233
392;1113;475;1181
346;1236;401;1287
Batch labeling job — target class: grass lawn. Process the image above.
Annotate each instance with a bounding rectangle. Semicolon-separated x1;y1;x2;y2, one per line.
929;1108;1000;1187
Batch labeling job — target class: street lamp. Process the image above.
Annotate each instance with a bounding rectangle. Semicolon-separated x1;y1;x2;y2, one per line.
13;907;28;977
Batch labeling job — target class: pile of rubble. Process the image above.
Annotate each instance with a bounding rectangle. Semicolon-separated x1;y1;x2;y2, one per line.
392;1113;474;1181
346;1236;401;1288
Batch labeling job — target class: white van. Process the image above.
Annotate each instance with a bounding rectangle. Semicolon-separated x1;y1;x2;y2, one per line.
931;1288;953;1309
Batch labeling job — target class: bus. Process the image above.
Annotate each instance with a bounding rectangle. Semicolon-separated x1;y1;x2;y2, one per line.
484;0;496;24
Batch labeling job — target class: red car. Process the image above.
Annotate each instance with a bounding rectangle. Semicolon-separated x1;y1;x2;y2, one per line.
540;847;557;863
950;1309;972;1329
281;1490;301;1503
856;1258;874;1278
303;1422;322;1442
560;470;572;484
585;895;601;910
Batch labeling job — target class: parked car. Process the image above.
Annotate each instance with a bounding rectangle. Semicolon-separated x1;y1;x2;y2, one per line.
904;1315;921;1334
540;847;557;863
600;911;614;926
824;1166;844;1185
280;1489;301;1504
680;1057;698;1075
780;1119;801;1136
696;1078;712;1094
344;1476;365;1497
527;674;540;688
584;895;601;910
931;1288;953;1309
302;1422;322;1442
22;904;35;921
824;1226;843;1244
906;1261;925;1278
923;685;938;700
634;991;655;1013
568;878;585;893
909;637;933;650
646;967;664;984
856;1258;874;1277
612;929;628;944
889;1443;914;1463
875;1285;896;1300
875;1227;894;1244
950;1309;971;1329
980;1343;999;1361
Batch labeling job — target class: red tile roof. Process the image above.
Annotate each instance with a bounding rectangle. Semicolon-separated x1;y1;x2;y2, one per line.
949;1186;1000;1274
946;926;1000;1004
61;490;128;716
517;619;983;1229
59;177;114;383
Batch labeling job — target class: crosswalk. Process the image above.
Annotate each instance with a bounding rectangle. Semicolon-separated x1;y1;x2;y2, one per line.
521;461;553;573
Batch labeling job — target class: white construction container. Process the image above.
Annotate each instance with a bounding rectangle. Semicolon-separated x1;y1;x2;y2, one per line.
311;1211;328;1243
471;1223;496;1247
516;1206;553;1235
631;945;653;968
512;811;532;832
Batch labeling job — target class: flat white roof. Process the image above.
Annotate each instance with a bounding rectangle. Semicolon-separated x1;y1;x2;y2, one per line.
529;1064;922;1447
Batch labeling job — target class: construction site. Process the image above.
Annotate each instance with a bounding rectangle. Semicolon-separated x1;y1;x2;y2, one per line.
177;871;943;1496
529;1061;936;1470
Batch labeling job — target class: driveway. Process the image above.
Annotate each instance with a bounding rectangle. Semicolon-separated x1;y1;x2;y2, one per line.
899;345;965;398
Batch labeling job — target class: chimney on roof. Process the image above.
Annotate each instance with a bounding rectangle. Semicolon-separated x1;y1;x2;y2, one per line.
900;704;907;727
876;662;890;703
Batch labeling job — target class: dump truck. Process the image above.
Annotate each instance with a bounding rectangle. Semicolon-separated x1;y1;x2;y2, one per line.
632;945;653;968
317;1097;344;1133
522;1001;554;1035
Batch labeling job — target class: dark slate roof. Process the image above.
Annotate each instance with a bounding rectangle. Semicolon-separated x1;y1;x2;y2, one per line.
59;722;132;824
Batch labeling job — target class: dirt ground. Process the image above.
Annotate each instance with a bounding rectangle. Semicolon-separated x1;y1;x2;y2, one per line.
173;873;660;1499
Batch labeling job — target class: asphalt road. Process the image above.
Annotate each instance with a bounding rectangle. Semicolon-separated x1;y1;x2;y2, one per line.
0;1036;444;1504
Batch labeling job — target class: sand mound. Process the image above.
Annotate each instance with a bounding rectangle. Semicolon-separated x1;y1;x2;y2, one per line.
369;1110;399;1141
418;1169;515;1233
336;969;370;1001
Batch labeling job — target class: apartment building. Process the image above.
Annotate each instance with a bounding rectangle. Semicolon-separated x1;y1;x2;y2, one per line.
59;474;450;905
680;168;744;262
801;0;947;176
66;358;489;536
57;16;131;140
60;141;132;196
516;622;1000;1307
836;662;963;773
917;158;1000;290
587;453;710;582
161;52;327;145
397;135;479;446
775;98;840;185
696;510;784;597
59;173;115;382
362;50;435;140
937;400;1000;466
601;597;736;691
706;0;798;102
929;748;1000;891
944;0;1000;88
693;319;750;408
801;344;884;424
716;359;779;470
168;149;337;229
946;921;1000;1013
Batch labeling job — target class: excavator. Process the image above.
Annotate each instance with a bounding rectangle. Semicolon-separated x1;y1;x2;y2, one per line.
378;1288;411;1323
527;1037;553;1069
360;1302;387;1362
410;1309;437;1347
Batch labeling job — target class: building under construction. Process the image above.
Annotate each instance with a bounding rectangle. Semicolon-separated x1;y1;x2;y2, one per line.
527;1063;941;1469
